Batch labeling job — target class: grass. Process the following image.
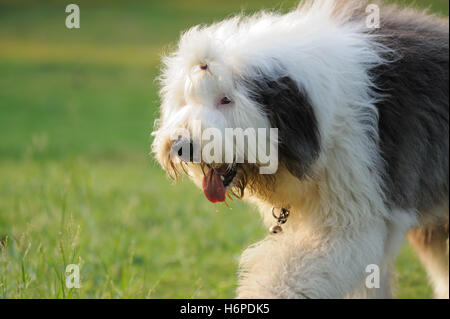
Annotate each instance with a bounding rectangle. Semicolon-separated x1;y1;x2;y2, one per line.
0;0;447;299
0;159;264;298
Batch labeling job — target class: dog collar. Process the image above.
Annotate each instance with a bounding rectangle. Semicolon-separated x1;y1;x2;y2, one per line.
270;207;290;234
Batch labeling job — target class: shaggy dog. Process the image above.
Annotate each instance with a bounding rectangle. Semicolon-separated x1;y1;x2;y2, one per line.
152;0;449;298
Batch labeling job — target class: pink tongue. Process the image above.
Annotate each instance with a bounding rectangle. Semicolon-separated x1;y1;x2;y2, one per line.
202;168;226;203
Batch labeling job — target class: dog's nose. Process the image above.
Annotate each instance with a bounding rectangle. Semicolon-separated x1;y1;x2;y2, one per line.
171;139;194;162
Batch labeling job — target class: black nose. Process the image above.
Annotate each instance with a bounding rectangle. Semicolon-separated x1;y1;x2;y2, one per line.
172;139;194;162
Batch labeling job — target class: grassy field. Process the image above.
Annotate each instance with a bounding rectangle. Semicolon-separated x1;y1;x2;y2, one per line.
0;0;447;299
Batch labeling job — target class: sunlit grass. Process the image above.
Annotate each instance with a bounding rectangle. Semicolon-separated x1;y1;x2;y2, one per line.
0;158;435;298
0;159;264;298
0;0;446;298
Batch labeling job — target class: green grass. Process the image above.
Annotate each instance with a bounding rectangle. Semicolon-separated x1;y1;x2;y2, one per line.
0;0;447;298
0;159;264;298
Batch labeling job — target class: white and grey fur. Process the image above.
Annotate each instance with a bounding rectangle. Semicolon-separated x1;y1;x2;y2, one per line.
152;0;449;298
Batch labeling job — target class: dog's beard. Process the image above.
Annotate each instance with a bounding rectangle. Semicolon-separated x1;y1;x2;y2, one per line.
167;159;276;203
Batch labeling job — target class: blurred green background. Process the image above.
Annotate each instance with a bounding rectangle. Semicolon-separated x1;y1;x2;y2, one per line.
0;0;448;298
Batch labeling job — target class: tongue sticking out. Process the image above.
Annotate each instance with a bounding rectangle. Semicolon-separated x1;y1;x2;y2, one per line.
202;167;227;203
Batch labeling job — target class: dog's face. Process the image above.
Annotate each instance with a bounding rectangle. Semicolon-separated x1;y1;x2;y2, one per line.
152;18;321;204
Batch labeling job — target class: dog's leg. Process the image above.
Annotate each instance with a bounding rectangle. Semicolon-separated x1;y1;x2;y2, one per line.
351;264;394;299
408;221;449;299
355;213;415;299
236;219;397;299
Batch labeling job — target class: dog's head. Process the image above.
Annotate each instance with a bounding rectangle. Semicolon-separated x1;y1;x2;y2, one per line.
152;13;328;204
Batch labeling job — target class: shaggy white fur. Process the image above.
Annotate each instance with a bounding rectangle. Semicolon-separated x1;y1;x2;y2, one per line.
152;0;449;299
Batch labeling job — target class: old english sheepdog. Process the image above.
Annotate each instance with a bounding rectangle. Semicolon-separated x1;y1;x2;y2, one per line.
152;0;449;298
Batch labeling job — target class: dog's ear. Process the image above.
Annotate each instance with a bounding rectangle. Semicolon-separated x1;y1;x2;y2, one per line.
246;75;321;179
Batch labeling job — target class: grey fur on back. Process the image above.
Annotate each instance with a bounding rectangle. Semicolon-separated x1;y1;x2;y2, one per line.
370;8;449;214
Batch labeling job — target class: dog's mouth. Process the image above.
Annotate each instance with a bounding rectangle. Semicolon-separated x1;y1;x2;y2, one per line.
202;164;238;203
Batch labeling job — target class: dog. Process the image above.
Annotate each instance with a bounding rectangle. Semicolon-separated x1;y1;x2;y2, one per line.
152;0;449;298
